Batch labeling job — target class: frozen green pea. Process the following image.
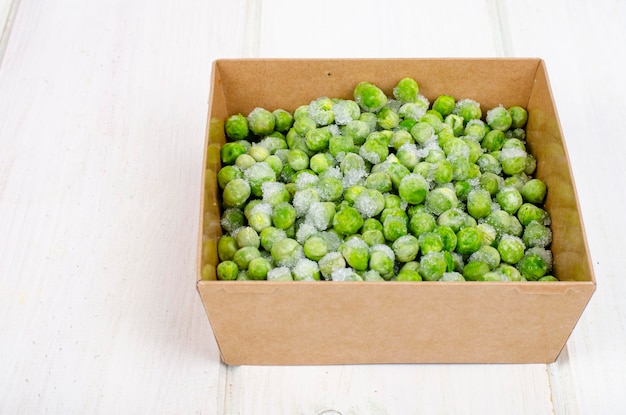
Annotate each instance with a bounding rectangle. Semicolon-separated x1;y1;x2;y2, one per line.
248;145;270;162
419;252;448;281
432;95;456;117
225;114;249;140
434;225;457;252
235;226;260;249
270;237;302;267
222;178;251;208
431;160;453;184
293;105;310;120
495;263;523;281
266;266;293;281
287;149;310;171
399;102;427;121
503;173;529;192
386;162;411;190
453;99;482;124
426;186;458;215
333;206;364;236
343;185;365;205
365;172;392;193
497;235;525;264
354;188;385;219
383;215;408;242
456;226;482;255
399;173;428;205
496;186;523;214
248;204;273;232
390;130;415;151
414;161;431;178
539;275;558;282
425;148;446;163
271;109;294;133
308;97;335;126
305;127;332;152
243;161;276;197
517;203;550;226
393;77;420;103
524;153;537;176
516;252;548;281
419;113;444;133
292;258;321;281
522;220;552;248
360;135;389;164
354;81;387;113
333;99;361;125
462;261;490;281
384;194;403;210
261;182;290;207
485;210;512;238
361;269;385;281
220;208;245;232
392;234;420;262
450;157;471;181
454;180;471;202
478;172;502;196
221;142;247;165
444;114;465;136
476;223;497;247
369;245;396;280
464;119;487;140
362;217;383;233
306;201;336;231
247;257;271;280
377;106;401;130
499;147;528;176
234;154;255;171
481;129;506;152
233;246;261;270
292;118;317;139
342;120;370;146
271;202;296;229
508;106;528;129
467;188;492;219
486;105;512;131
438;208;470;233
217;165;243;189
264;155;283;176
328;135;354;158
316;177;343;202
400;261;420;274
318;252;346;280
439;272;465;282
247;107;275;136
477;153;502;175
396;144;420;171
341;237;370;271
302;234;329;260
362;229;385;247
469;245;501;270
418;232;444;254
395;269;422;282
217;261;239;281
340;152;366;173
259;227;286;251
520;178;547;204
218;235;238;261
408;210;436;237
380;207;407;225
309;152;334;174
410;122;436;145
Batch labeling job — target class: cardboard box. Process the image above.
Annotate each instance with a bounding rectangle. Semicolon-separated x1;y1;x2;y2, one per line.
197;58;596;365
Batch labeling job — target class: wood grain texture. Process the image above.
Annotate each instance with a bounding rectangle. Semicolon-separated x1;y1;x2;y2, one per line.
1;0;625;414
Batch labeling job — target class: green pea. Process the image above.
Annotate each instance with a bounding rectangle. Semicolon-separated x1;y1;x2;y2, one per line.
292;258;321;281
333;206;364;236
221;142;247;165
418;232;444;255
497;235;525;264
486;105;513;131
517;252;548;281
369;245;396;280
463;261;490;281
517;203;550;226
469;245;501;270
377;106;400;130
354;81;387;113
225;114;249;140
467;188;492;219
217;261;239;280
419;252;448;281
341;237;370;271
508;106;528;129
432;95;456;117
496;186;523;214
233;246;261;270
481;129;506;152
308;97;335;126
522;220;553;248
520;178;547;204
395;269;422;282
399;174;428;205
270;238;302;267
456;226;483;255
410;122;436;145
222;178;251;208
220;208;245;233
426;186;458;215
393;77;420;103
453;99;482;124
247;107;275;136
217;235;239;262
362;229;386;247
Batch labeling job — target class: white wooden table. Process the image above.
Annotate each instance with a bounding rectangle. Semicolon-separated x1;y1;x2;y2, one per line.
1;0;625;413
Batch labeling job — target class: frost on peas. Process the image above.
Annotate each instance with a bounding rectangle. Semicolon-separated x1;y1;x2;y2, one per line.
247;107;275;136
222;178;251;208
247;202;273;232
497;235;526;264
270;237;303;268
522;220;552;248
486;105;513;131
467;187;492;219
332;99;361;125
305;127;332;152
377;106;401;130
220;208;245;233
410;122;436;145
272;202;296;229
305;201;336;231
266;266;293;281
464;119;487;140
318;252;346;280
365;171;393;193
243;161;276;197
452;99;482;124
259;227;286;252
419;252;448;281
369;244;396;280
303;234;330;261
261;181;290;206
308;97;335;126
499;147;528;176
354;188;385;219
439;272;465;282
469;245;501;270
496;186;523;215
217;165;243;190
426;186;458;215
393;77;420;103
398;173;428;205
340;237;370;271
382;215;408;242
331;268;364;282
354;81;387;113
360;135;388;165
392;234;420;262
432;95;456;117
399;102;427;122
418;232;444;255
444;114;465;136
456;226;483;255
292;258;321;281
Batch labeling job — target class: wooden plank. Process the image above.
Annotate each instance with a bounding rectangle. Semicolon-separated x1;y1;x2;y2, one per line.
503;0;626;413
0;0;244;412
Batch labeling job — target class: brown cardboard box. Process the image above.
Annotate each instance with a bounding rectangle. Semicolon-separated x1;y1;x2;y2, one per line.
197;58;596;365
